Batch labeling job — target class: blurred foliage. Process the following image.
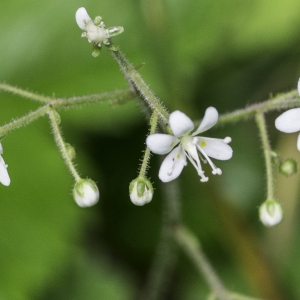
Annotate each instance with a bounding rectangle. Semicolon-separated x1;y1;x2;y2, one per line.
1;0;300;299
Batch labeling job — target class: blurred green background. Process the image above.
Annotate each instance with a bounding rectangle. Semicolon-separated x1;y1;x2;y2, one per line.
1;0;300;299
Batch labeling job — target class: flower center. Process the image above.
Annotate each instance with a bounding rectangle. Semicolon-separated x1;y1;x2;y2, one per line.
180;135;222;181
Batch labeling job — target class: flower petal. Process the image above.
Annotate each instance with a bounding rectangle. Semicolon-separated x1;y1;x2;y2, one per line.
159;146;186;182
193;107;218;136
297;133;300;151
146;134;180;155
0;143;3;155
298;78;300;96
169;111;194;137
197;137;233;160
0;156;10;186
275;108;300;133
76;7;93;30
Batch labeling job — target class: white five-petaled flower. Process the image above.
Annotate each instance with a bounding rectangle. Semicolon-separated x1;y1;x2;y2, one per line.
0;143;10;186
146;108;233;182
75;7;124;47
275;78;300;150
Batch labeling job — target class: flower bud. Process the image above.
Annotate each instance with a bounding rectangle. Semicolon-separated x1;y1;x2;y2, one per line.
92;45;101;57
73;179;99;207
279;158;297;176
259;199;283;227
129;177;153;206
93;16;103;26
65;143;76;160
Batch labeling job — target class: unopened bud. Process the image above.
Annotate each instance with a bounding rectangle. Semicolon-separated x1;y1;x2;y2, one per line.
259;199;283;227
65;143;76;160
73;179;99;207
279;158;297;176
94;16;103;26
129;177;153;206
92;45;101;57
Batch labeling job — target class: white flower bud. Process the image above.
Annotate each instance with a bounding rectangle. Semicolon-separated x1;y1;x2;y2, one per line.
259;200;283;227
129;177;153;206
73;179;99;207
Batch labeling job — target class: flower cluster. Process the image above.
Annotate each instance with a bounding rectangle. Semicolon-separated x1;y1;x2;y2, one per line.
146;108;233;182
0;143;10;186
75;7;124;56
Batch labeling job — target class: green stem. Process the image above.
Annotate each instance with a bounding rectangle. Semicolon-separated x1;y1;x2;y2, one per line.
174;226;232;300
217;90;299;126
0;105;49;137
52;89;135;109
0;89;135;137
139;111;158;177
0;83;53;103
108;46;169;123
48;108;81;181
255;111;274;199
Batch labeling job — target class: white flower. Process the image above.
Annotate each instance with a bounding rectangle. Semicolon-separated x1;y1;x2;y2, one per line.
146;108;233;182
73;179;99;207
275;78;300;150
0;143;10;186
75;7;124;46
259;200;283;227
129;177;153;206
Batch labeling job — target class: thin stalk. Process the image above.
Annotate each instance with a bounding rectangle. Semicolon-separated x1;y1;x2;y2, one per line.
0;83;53;103
48;108;81;181
217;90;299;126
108;46;169;123
52;89;135;109
139;111;158;177
0;105;49;137
255;111;274;199
174;225;232;300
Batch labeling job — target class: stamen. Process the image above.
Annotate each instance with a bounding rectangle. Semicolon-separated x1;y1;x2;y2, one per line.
200;175;209;182
223;137;231;144
196;145;222;176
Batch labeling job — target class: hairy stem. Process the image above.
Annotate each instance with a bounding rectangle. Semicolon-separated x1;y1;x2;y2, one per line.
52;89;135;109
108;46;169;123
0;105;49;137
139;111;158;177
255;111;274;199
217;90;299;126
0;83;53;103
48;108;81;181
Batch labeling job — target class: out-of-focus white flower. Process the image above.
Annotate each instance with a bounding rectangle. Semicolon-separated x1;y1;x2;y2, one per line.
259;199;283;227
73;179;99;207
129;176;153;206
275;78;300;150
0;143;10;186
146;108;233;182
75;7;124;47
